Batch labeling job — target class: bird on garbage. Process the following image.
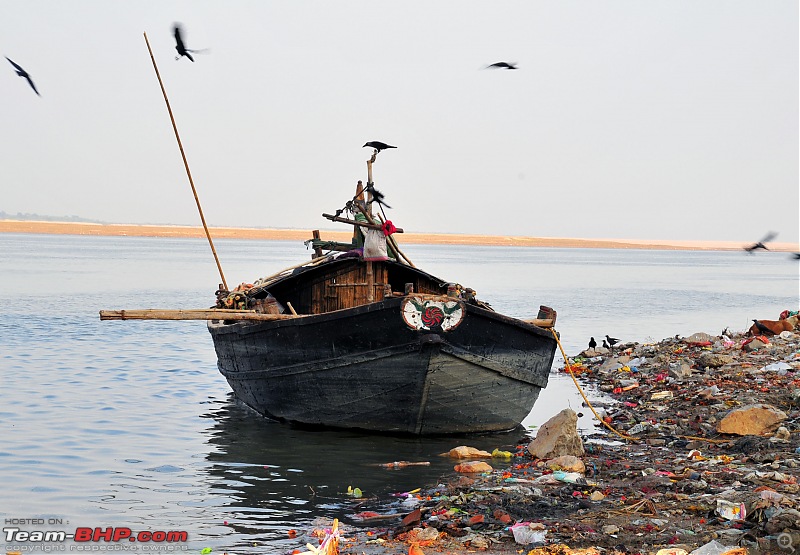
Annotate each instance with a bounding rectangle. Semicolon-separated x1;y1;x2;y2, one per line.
5;57;40;96
744;231;778;254
602;340;610;349
363;141;396;152
588;337;597;349
605;335;620;347
173;24;206;62
485;61;517;70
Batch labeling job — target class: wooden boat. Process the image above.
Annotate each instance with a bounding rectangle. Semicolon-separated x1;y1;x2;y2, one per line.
206;255;557;435
205;169;559;434
101;158;558;435
101;47;558;435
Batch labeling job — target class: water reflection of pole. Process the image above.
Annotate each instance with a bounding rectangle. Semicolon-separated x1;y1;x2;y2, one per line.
142;32;228;291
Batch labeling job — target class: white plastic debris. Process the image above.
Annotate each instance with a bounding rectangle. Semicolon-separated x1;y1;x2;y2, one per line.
715;499;746;520
509;522;546;544
763;361;792;372
688;540;736;555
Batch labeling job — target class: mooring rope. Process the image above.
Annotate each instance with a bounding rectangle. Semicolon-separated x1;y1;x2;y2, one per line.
549;328;639;442
549;328;731;446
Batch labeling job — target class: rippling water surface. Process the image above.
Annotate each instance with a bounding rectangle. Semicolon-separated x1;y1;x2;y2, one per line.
1;234;796;553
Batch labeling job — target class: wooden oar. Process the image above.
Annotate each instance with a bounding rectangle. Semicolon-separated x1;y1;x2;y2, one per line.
100;309;301;321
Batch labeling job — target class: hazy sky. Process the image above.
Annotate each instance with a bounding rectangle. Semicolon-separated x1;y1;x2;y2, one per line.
2;1;798;244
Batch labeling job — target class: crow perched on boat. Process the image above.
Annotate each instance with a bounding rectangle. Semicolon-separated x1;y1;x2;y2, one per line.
5;57;39;96
588;337;597;349
485;61;517;70
173;24;202;62
363;141;396;152
605;335;620;348
744;231;777;254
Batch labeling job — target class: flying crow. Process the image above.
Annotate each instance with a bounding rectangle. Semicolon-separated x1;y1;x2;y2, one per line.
486;62;517;70
365;183;391;209
744;231;778;254
363;141;396;152
173;24;199;61
5;57;39;96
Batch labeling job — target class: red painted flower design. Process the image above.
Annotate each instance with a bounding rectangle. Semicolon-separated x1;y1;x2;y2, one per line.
421;306;444;327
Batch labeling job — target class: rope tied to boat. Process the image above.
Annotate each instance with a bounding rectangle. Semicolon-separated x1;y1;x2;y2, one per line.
549;327;639;443
215;283;254;310
548;328;731;446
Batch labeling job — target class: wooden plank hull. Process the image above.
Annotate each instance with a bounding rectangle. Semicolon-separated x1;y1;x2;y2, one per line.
208;296;556;435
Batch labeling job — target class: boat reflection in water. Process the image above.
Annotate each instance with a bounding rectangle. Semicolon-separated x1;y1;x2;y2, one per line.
202;394;531;551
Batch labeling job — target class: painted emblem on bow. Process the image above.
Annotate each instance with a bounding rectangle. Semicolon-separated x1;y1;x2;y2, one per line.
401;296;465;332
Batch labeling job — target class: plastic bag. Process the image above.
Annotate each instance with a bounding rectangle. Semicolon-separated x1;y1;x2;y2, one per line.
362;228;388;261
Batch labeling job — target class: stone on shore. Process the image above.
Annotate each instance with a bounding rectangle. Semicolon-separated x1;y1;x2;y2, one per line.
546;454;586;473
443;446;492;459
668;360;694;379
716;403;788;435
453;461;493;473
527;408;584;459
696;352;734;368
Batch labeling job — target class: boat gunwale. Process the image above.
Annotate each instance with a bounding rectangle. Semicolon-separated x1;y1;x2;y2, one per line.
207;293;555;340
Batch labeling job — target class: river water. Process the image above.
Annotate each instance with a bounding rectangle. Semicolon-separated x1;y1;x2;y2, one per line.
1;234;797;553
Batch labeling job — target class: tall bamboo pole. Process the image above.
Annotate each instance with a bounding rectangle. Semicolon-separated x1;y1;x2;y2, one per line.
143;32;228;291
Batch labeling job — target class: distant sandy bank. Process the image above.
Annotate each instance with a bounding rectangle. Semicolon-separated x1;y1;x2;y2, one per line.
1;220;798;252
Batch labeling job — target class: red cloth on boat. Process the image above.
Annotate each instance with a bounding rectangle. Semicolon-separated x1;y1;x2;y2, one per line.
381;220;397;236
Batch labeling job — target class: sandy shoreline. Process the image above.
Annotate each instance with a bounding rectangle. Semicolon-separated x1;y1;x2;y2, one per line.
1;220;798;252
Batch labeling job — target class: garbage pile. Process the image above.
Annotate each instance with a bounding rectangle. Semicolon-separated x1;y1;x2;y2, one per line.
303;321;800;555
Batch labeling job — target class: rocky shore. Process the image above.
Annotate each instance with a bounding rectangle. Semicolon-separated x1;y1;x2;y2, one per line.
298;316;800;555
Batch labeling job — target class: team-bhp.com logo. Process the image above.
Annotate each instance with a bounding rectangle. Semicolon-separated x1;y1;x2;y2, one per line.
4;523;188;552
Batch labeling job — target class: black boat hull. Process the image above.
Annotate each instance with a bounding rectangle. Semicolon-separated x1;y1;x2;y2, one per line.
208;296;556;435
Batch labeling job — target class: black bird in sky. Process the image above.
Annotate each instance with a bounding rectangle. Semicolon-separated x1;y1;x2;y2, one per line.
173;24;199;62
744;231;778;254
605;335;620;348
588;337;597;349
485;61;517;70
363;141;396;152
793;253;800;260
5;57;39;96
